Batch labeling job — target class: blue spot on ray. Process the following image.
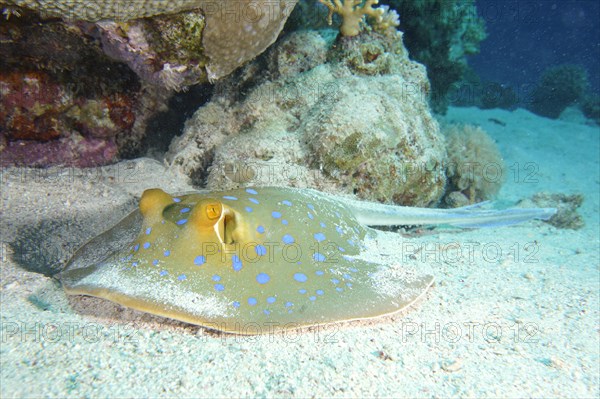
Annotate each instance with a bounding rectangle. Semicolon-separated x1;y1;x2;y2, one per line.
294;273;308;283
282;219;289;225
249;198;259;204
178;274;186;281
245;206;253;213
307;212;314;220
212;274;221;282
309;296;316;301
248;297;257;306
173;197;181;203
255;245;267;256
160;270;168;276
194;255;206;266
282;200;292;206
164;250;170;257
145;227;152;235
272;211;282;219
314;232;326;242
257;225;265;234
299;289;307;294
313;253;326;262
246;188;258;195
233;301;240;308
315;270;324;276
176;219;188;225
133;244;140;252
267;296;276;304
223;196;238;200
180;207;190;213
143;242;151;249
152;259;159;266
307;204;315;210
256;273;270;284
214;284;224;291
232;255;243;271
285;302;293;307
282;234;295;244
316;289;324;295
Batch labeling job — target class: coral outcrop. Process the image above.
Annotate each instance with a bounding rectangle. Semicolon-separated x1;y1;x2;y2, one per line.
167;29;447;206
442;124;504;204
0;12;151;167
5;0;204;20
5;1;299;83
0;1;298;166
528;64;589;119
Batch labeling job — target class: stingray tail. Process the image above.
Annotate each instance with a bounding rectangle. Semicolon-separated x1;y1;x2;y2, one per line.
348;199;557;228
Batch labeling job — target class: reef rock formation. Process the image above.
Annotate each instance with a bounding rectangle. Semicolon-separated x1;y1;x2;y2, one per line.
0;1;298;166
167;29;447;206
5;1;299;83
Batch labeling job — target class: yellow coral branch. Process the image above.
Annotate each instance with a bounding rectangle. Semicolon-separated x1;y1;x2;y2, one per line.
318;0;384;36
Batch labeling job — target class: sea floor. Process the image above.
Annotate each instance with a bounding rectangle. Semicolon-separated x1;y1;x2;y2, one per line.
1;107;598;397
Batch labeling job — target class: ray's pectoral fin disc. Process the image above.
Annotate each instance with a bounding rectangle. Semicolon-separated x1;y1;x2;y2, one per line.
60;187;434;334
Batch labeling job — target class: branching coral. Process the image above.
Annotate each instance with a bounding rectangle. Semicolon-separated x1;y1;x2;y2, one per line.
318;0;386;36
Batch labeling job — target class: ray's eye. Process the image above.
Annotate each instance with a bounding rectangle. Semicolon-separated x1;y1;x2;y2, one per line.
205;203;222;220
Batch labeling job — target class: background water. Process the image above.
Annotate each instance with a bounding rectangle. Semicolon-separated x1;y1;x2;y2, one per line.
471;0;600;93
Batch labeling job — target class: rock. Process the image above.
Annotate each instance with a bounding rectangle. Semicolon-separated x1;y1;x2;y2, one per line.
167;29;447;206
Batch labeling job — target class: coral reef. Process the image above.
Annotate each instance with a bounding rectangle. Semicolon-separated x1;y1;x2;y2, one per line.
167;29;447;206
528;65;589;119
443;124;504;204
198;0;299;81
381;0;487;114
0;11;152;167
7;1;298;84
1;134;118;168
0;1;298;166
4;0;207;20
94;11;208;92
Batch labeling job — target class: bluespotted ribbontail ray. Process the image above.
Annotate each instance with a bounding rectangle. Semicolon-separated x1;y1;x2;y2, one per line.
61;187;556;334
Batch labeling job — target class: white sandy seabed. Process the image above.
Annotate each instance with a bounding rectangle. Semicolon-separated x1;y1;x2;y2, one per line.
0;107;598;398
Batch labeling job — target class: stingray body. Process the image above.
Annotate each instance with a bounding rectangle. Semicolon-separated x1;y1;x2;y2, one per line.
61;187;555;334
